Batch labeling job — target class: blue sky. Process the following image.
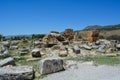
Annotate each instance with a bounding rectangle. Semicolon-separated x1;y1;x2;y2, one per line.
0;0;120;36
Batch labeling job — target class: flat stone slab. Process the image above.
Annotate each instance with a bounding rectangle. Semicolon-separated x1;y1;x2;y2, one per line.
0;66;34;80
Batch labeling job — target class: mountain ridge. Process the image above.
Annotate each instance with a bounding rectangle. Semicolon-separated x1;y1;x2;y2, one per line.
84;24;120;31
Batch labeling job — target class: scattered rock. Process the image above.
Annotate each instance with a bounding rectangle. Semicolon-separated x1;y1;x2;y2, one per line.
59;51;68;57
92;45;99;49
116;44;120;50
0;50;10;58
38;57;64;74
59;46;68;57
0;66;34;80
13;56;21;60
99;45;105;49
19;49;29;55
97;47;105;53
33;40;41;46
31;48;41;57
0;57;15;67
51;45;60;50
10;46;18;50
65;60;78;69
2;41;10;48
83;44;92;50
72;45;80;54
60;46;68;51
11;41;19;45
95;40;100;45
0;45;5;52
106;48;113;53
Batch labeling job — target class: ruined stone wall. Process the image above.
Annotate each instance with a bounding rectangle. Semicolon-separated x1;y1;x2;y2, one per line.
87;31;99;42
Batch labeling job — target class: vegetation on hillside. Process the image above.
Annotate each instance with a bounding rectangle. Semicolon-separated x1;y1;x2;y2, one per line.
84;24;120;31
107;35;120;41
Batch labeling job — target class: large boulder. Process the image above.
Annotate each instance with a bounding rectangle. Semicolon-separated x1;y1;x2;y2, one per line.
72;45;80;54
0;50;10;58
31;48;41;57
0;57;15;67
0;66;34;80
38;57;64;74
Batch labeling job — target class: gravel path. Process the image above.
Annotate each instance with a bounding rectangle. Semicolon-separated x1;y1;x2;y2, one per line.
40;62;120;80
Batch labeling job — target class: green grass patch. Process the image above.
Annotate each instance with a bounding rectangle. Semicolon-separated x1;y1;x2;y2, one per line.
18;42;29;49
66;56;92;62
66;55;120;65
93;56;120;65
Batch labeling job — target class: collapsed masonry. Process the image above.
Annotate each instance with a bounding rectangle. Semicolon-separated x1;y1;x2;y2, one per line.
42;29;99;46
42;29;74;45
87;30;99;42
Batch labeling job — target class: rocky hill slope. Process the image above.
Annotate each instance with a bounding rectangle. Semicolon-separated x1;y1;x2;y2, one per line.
77;24;120;40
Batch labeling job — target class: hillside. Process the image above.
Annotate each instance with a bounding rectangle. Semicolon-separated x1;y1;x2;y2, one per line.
84;24;120;31
77;24;120;40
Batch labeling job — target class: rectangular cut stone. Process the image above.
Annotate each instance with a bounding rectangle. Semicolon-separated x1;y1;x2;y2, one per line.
0;66;34;80
38;57;64;74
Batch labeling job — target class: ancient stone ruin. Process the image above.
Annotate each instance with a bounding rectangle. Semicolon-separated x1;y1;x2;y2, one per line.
0;28;120;80
87;30;99;42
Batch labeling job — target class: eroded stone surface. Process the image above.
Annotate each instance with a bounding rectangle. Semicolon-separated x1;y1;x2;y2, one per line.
0;57;15;67
0;66;34;80
38;57;64;74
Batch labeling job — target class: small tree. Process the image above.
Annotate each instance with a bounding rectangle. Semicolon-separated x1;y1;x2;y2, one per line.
0;34;3;41
99;35;104;39
32;34;45;39
107;35;120;40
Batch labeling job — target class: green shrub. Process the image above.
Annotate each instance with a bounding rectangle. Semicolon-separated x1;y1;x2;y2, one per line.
107;35;120;40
